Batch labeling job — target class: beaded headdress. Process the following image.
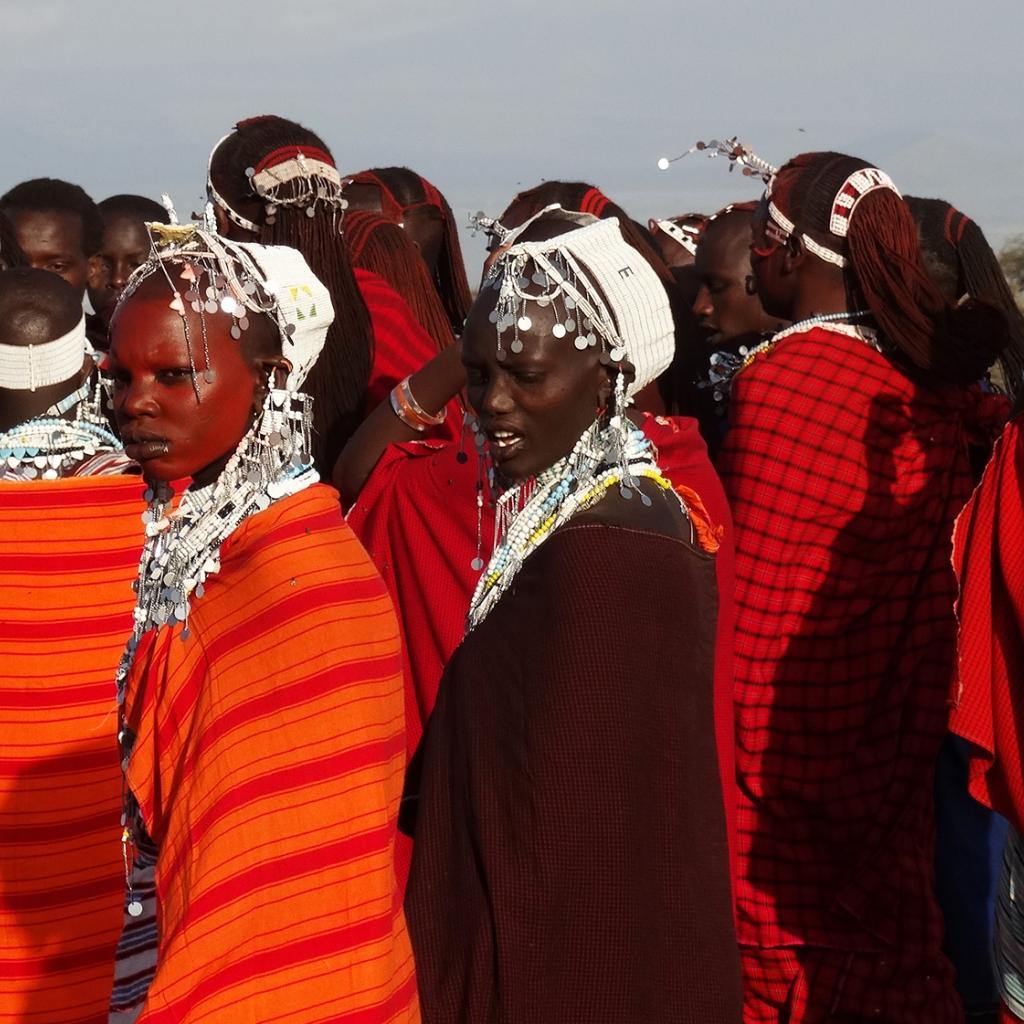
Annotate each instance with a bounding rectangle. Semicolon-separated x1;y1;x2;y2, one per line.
657;136;778;183
120;223;333;394
207;135;349;233
650;217;703;257
765;166;902;269
467;217;682;629
0;314;87;391
0;312;118;480
483;213;674;399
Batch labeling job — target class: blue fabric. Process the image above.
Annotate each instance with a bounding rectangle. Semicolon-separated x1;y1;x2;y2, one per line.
935;733;1009;1014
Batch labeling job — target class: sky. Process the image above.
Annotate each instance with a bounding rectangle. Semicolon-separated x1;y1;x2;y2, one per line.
1;0;1021;275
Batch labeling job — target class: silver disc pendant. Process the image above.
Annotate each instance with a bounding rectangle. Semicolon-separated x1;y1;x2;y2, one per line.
471;557;484;571
552;323;566;339
517;315;532;331
510;339;524;354
574;336;589;351
127;900;144;918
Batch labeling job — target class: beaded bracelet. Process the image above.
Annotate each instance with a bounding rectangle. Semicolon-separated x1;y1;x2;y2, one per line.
389;376;447;432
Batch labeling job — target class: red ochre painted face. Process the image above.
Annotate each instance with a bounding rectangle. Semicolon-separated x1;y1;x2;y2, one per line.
108;275;266;486
461;280;612;484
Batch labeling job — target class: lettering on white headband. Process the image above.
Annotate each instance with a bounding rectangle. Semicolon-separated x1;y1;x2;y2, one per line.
0;315;87;391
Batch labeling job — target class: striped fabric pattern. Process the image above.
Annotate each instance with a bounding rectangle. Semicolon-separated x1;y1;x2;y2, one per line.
120;483;418;1023
0;475;146;1024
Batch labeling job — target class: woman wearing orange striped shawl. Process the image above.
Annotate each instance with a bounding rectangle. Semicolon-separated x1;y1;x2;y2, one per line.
106;223;416;1022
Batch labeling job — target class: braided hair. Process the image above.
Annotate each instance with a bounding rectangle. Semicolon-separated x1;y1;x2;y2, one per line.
345;209;454;354
907;195;1024;400
209;115;374;473
770;152;1005;385
345;167;471;334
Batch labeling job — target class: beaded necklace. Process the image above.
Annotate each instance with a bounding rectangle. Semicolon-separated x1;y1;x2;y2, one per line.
0;379;120;480
466;419;681;631
115;385;316;916
737;310;881;376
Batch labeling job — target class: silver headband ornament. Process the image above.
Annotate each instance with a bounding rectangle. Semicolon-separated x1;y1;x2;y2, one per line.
206;134;349;234
657;136;778;183
484;213;674;400
120;222;334;395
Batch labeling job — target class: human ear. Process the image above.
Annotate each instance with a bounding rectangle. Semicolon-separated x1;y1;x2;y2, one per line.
782;235;804;274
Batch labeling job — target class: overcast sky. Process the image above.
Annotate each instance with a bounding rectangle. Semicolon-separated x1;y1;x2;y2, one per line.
1;0;1021;274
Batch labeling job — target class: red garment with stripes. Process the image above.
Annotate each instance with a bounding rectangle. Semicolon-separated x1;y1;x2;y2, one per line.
0;475;144;1024
949;412;1024;831
347;413;738;892
120;484;418;1022
718;327;977;966
355;267;460;440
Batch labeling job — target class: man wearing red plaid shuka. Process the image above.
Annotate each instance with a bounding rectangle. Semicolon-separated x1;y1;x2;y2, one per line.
719;150;1008;1023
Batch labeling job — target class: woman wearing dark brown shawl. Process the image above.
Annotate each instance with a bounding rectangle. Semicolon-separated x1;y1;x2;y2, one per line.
402;210;741;1023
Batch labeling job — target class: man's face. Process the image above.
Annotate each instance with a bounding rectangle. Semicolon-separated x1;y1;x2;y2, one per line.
693;212;778;348
10;209;102;298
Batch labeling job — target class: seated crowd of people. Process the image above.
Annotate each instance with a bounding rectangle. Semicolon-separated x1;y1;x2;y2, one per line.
0;117;1022;1024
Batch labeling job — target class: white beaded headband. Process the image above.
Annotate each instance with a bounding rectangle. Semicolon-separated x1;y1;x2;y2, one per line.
0;314;86;391
207;134;348;233
487;215;674;398
653;219;700;256
766;165;902;269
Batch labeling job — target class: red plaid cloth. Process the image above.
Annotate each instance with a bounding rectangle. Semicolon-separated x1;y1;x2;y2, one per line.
719;329;976;971
741;946;960;1023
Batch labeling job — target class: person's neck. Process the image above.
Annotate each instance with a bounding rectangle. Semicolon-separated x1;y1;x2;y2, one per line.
788;260;859;324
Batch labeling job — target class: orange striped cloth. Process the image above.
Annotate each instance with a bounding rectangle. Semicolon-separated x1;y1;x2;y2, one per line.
121;482;418;1023
0;475;146;1024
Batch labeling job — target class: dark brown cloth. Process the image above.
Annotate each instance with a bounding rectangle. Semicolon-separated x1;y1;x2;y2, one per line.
403;521;742;1023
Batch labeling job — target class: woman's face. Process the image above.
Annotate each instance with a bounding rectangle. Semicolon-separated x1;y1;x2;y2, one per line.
108;275;265;485
462;278;611;484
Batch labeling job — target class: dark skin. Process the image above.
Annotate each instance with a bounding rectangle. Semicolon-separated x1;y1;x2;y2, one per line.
0;273;91;431
693;210;784;352
94;214;152;315
462;282;688;535
749;198;850;322
108;273;286;487
9;209;106;298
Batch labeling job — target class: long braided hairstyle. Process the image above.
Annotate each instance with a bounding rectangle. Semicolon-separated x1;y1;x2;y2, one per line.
770;152;1006;385
209;115;374;472
907;195;1024;401
345;167;471;334
345;209;455;354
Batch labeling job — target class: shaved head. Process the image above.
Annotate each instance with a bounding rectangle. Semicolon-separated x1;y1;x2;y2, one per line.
0;267;82;347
